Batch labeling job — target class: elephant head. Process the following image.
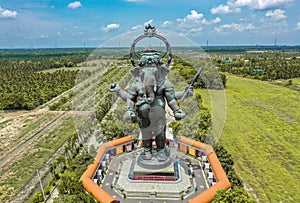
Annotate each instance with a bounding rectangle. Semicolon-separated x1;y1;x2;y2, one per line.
136;51;166;104
140;66;158;104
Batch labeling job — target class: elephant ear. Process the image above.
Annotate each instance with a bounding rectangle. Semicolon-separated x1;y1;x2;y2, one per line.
131;67;140;77
158;65;168;78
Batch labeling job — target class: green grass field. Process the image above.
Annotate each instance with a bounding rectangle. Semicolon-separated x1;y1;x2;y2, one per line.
0;113;58;159
197;74;300;202
0;116;76;203
275;77;300;85
291;78;300;85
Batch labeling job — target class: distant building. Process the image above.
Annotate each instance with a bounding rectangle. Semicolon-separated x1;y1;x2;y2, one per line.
246;50;267;54
253;68;263;73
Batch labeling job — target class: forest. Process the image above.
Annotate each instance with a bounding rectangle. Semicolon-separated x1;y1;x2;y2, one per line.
213;52;300;80
0;49;91;110
1;47;298;203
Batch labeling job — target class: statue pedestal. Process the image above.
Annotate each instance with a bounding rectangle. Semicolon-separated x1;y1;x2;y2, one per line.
136;149;172;171
114;148;194;199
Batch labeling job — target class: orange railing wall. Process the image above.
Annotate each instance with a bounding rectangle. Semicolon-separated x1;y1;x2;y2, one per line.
178;136;231;203
81;135;230;203
80;136;134;203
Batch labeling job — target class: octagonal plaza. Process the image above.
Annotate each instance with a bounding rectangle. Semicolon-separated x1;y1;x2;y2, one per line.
111;148;208;201
81;136;231;203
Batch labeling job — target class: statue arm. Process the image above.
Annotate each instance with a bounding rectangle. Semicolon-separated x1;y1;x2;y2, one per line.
174;91;184;100
174;86;194;100
109;82;134;102
164;80;185;120
124;84;138;121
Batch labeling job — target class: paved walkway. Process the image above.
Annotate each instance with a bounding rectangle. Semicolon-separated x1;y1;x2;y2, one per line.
101;149;208;203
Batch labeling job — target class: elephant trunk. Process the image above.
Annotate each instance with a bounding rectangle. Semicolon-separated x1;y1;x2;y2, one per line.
143;68;157;104
109;82;133;102
143;73;156;104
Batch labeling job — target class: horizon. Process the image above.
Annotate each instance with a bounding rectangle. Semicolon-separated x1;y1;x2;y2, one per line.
1;44;300;51
0;0;299;48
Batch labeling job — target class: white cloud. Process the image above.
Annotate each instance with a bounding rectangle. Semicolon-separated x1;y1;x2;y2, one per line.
211;4;241;14
212;17;222;24
67;1;82;10
202;17;221;25
215;23;256;34
233;0;294;10
258;14;289;34
177;10;205;29
176;10;222;36
201;19;210;25
162;20;172;28
232;0;293;10
131;25;143;30
130;20;154;32
57;32;61;36
102;23;120;32
178;10;221;27
144;19;153;26
180;10;204;23
265;9;286;21
187;27;203;36
176;10;204;36
296;22;300;30
211;0;293;17
0;7;18;19
40;34;48;39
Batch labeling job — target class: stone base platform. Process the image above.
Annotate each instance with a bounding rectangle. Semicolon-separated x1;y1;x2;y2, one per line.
136;149;173;171
113;149;194;199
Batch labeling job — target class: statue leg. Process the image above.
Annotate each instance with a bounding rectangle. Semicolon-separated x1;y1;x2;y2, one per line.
138;106;152;160
156;126;166;151
142;138;152;160
156;126;167;161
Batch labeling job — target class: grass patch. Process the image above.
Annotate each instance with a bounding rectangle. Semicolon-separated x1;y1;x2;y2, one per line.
276;77;300;85
0;113;58;158
197;74;300;202
0;116;76;203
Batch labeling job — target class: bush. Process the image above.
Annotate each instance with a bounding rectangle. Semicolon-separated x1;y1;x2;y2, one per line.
30;192;44;203
44;184;52;195
214;187;256;203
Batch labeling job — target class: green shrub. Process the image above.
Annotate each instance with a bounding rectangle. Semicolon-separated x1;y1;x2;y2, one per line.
30;192;44;203
44;184;52;195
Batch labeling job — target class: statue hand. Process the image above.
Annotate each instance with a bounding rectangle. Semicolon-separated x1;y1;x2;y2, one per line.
124;111;136;121
109;82;120;92
185;85;194;97
174;109;185;120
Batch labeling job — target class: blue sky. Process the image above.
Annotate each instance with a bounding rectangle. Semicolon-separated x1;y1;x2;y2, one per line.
0;0;299;48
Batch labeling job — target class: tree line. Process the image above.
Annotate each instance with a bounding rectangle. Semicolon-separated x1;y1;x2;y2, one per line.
173;57;227;89
213;52;300;81
0;50;89;110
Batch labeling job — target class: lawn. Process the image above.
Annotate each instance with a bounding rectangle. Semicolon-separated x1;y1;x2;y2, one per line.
197;74;300;202
0;116;76;203
276;77;300;85
0;112;59;159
